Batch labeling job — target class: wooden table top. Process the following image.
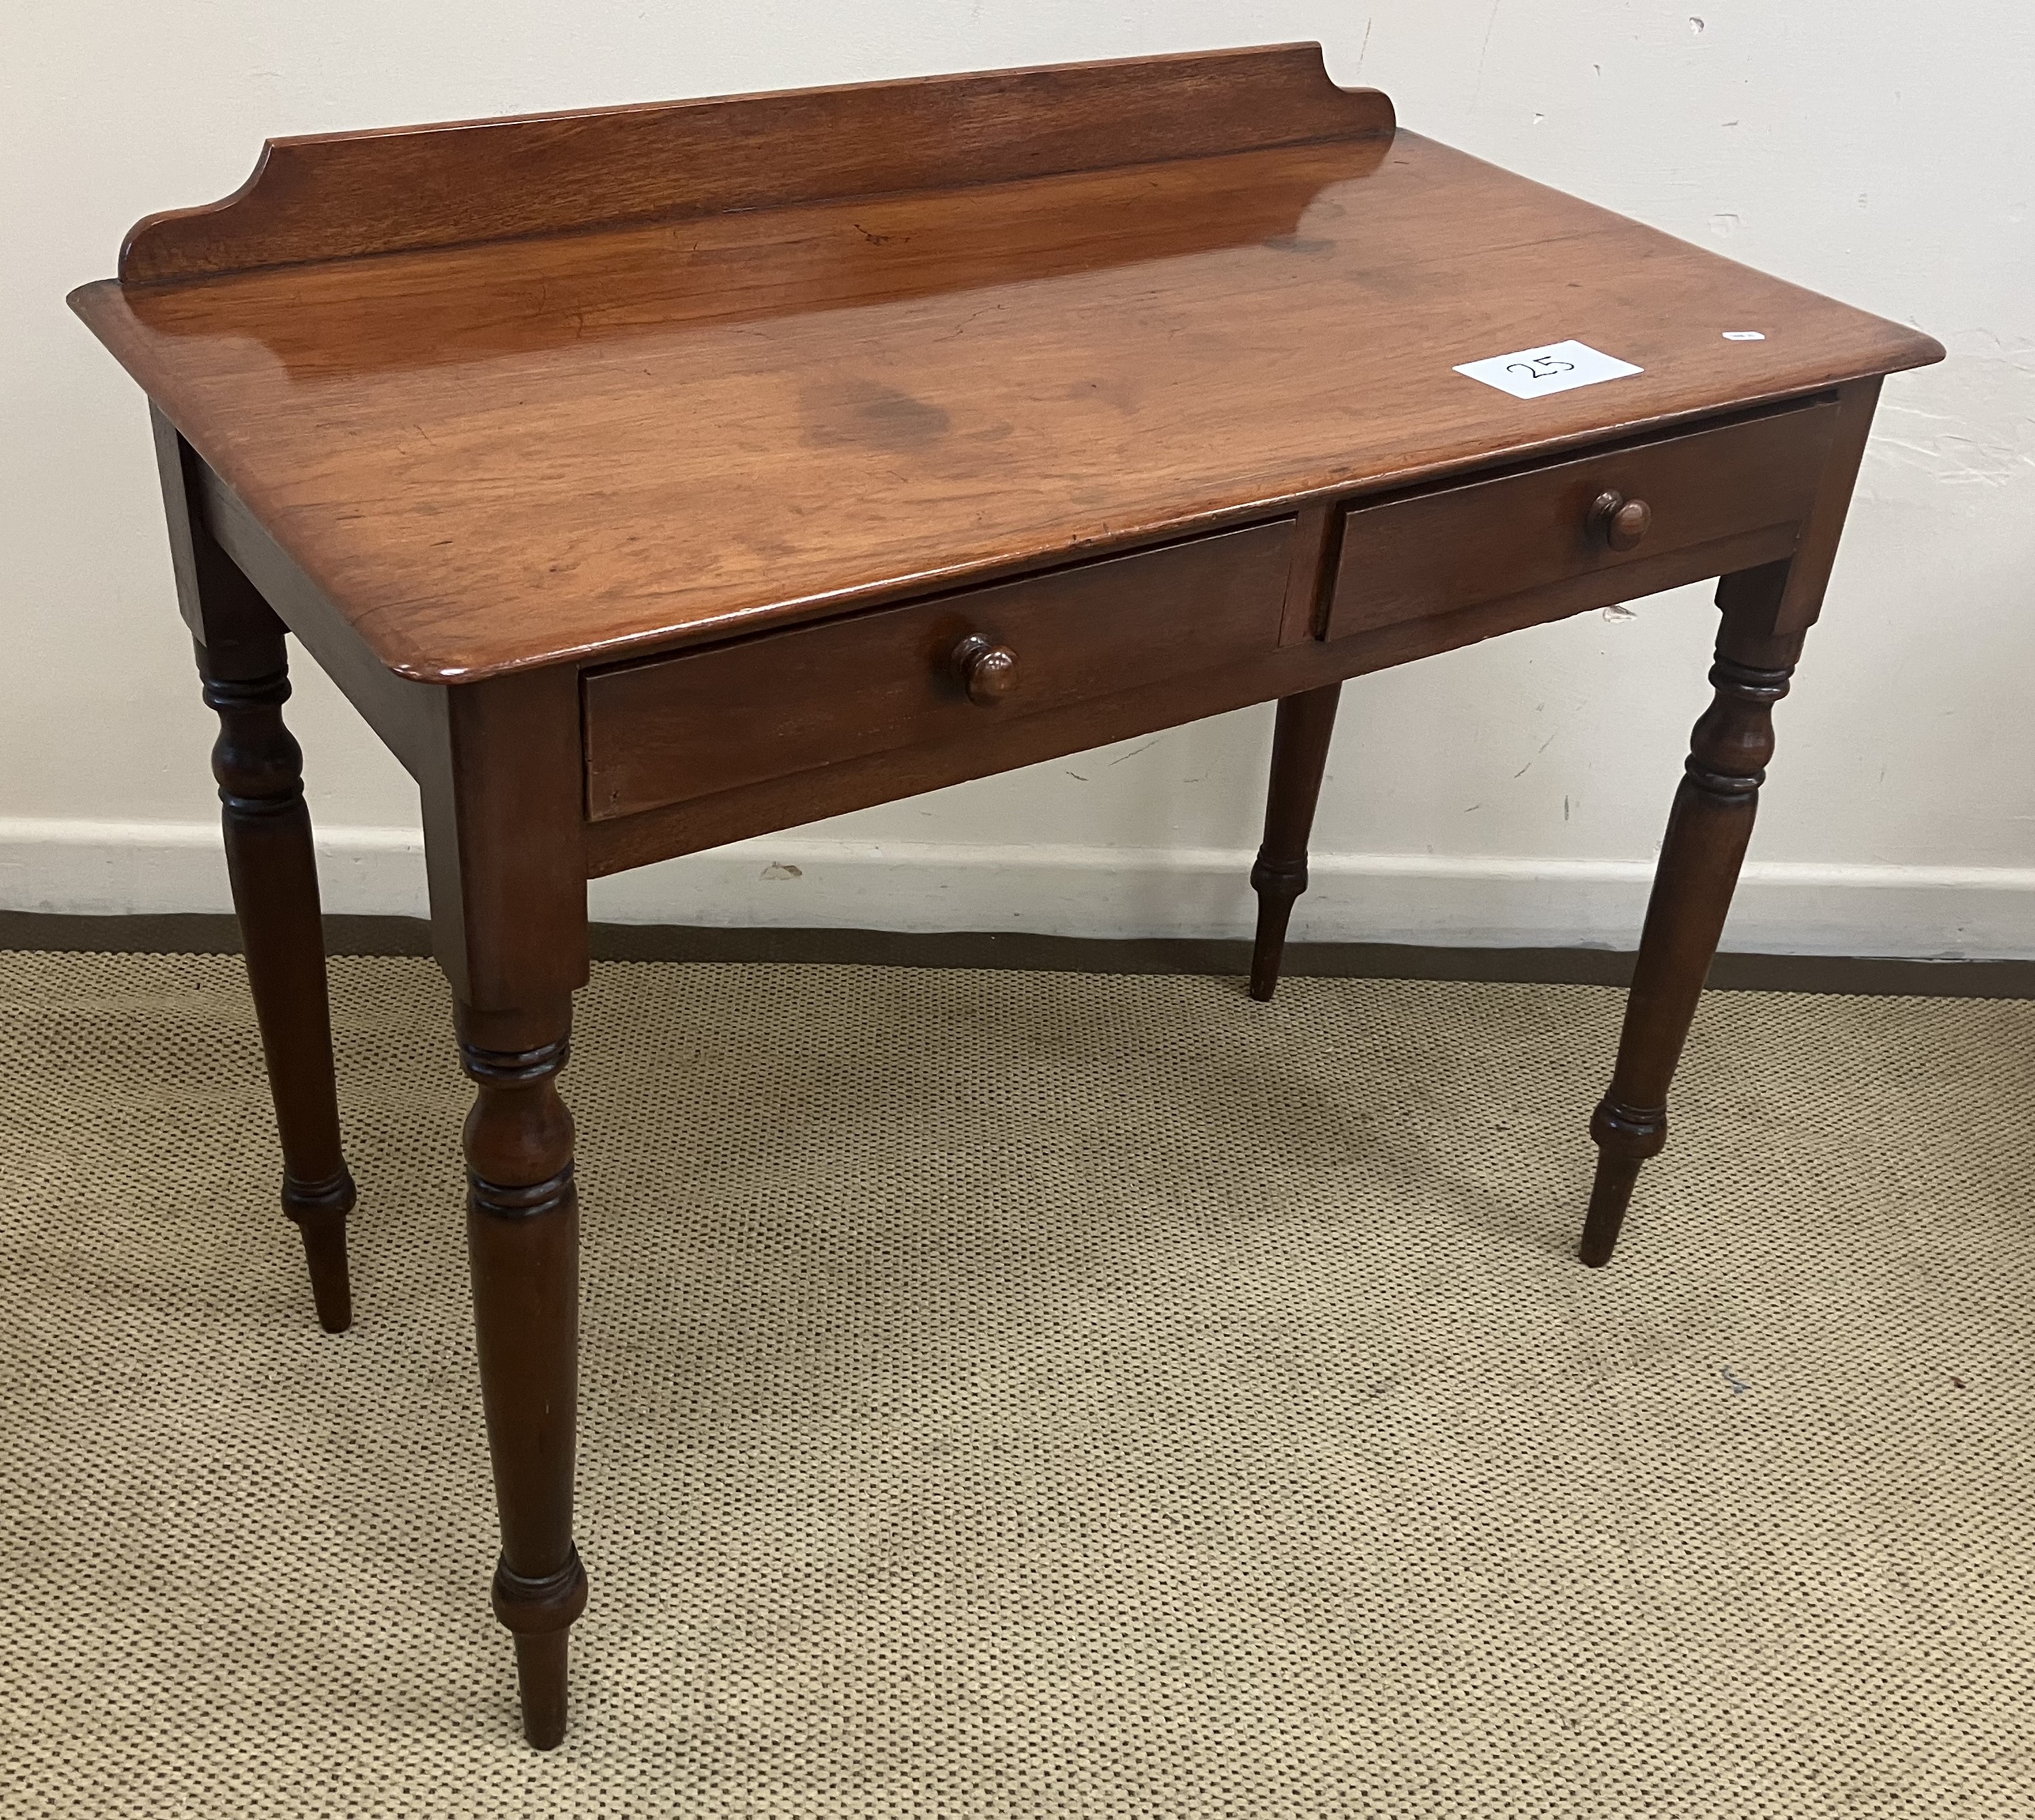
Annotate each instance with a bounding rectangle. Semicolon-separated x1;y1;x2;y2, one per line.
71;46;1940;683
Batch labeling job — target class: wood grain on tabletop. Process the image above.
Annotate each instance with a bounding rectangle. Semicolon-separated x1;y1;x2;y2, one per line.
69;53;1940;684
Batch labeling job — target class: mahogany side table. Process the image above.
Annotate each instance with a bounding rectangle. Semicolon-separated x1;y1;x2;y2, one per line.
69;46;1943;1746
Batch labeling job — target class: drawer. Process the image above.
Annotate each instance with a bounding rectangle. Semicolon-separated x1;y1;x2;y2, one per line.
1325;400;1840;640
584;518;1296;821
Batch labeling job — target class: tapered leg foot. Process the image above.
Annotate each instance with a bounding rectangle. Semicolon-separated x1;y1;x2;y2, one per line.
1249;683;1341;1003
495;1551;590;1749
512;1635;571;1751
1579;1099;1666;1267
1248;856;1307;1002
286;1169;357;1332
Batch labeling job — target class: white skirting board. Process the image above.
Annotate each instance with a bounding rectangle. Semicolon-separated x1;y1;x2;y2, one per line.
1;818;2030;960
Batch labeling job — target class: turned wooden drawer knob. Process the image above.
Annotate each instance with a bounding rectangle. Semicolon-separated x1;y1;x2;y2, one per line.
951;633;1019;705
1590;490;1654;552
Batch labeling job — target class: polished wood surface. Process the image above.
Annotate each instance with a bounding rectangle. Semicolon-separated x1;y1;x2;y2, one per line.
1582;570;1803;1266
118;44;1390;283
67;47;1944;1750
197;639;356;1333
577;447;1844;874
460;996;584;1750
155;410;355;1333
1328;400;1836;640
1591;491;1655;554
583;519;1294;820
1579;377;1885;1264
953;635;1022;707
70;46;1935;682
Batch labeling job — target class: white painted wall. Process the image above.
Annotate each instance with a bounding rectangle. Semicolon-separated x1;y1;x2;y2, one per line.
5;3;2031;955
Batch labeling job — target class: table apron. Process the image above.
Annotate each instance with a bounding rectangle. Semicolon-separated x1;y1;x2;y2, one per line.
582;515;1800;878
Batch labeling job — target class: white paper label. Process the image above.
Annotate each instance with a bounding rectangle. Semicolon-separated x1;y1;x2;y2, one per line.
1453;339;1643;400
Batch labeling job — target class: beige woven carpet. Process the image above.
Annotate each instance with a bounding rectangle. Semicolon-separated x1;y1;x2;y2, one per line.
1;951;2030;1817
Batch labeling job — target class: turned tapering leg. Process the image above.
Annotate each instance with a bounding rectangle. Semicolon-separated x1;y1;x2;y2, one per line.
462;999;586;1749
1249;682;1343;1002
1579;587;1806;1267
197;635;356;1331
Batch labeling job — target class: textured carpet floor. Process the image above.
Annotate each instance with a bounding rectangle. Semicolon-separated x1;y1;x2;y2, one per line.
0;951;2030;1817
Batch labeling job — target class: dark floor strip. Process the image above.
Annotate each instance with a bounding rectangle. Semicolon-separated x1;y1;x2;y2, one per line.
1;910;2027;997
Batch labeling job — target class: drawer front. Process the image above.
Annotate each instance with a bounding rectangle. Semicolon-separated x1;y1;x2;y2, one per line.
585;518;1296;821
1326;401;1840;639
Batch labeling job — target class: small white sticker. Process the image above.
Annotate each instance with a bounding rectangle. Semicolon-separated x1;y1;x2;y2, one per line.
1722;330;1766;341
1454;338;1643;400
